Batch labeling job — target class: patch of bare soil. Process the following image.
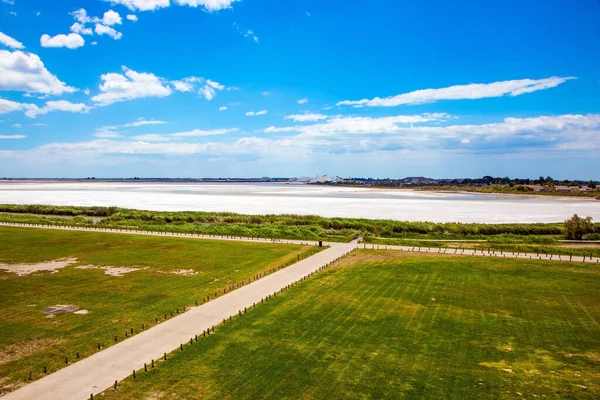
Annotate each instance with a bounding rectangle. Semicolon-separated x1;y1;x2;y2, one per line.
0;338;64;366
0;258;77;276
75;265;146;277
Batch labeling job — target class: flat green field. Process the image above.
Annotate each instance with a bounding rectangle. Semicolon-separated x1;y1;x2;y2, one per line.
101;251;599;399
0;227;315;393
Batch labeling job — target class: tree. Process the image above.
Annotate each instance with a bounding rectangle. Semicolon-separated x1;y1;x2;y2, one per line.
563;214;595;240
589;180;597;189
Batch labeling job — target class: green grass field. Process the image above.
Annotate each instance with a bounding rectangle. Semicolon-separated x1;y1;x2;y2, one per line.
100;251;600;399
0;227;316;393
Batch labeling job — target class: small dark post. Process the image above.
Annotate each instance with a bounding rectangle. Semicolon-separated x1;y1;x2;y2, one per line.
142;323;145;330
164;353;167;360
114;335;118;342
203;330;206;337
176;308;179;314
170;311;173;317
155;317;158;324
66;356;69;364
152;359;155;368
97;343;101;350
212;325;215;333
44;365;47;374
125;331;128;337
195;335;198;342
180;343;183;351
144;363;147;372
133;370;136;379
195;300;198;306
28;371;32;380
114;380;118;390
131;328;134;335
190;338;193;345
90;394;93;400
77;352;80;359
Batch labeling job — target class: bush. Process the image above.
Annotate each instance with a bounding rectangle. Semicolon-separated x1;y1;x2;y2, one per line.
563;214;595;240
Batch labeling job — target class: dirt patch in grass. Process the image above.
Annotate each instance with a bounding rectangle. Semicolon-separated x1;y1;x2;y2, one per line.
0;338;64;365
0;258;77;276
75;265;147;277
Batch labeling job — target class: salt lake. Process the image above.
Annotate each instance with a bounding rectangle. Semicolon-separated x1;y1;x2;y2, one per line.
0;181;598;223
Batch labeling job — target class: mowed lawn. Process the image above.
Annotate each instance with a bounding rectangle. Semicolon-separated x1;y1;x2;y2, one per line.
101;250;599;400
0;227;314;392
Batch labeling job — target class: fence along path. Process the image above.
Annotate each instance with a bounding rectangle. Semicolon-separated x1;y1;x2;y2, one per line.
363;243;599;264
1;222;597;264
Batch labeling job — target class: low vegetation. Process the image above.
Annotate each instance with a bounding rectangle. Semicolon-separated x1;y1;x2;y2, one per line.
2;204;599;243
0;226;317;393
101;251;600;399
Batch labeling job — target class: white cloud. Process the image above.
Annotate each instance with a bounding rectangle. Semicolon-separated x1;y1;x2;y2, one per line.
246;110;268;117
91;42;98;45
9;11;16;16
130;134;172;142
40;33;85;49
173;0;240;12
25;100;91;118
297;98;308;104
206;79;224;90
0;31;24;49
338;77;576;107
219;106;227;111
234;23;259;43
126;14;138;21
13;123;47;128
123;118;167;127
261;92;269;96
70;23;93;35
7;114;600;162
265;126;296;133
95;118;167;136
102;10;123;25
0;134;25;139
170;128;237;137
1;0;15;5
199;85;216;100
103;0;170;11
94;130;123;138
305;11;311;17
0;50;76;94
95;24;123;40
285;113;327;122
92;68;225;106
0;98;35;115
171;77;225;100
106;0;243;12
70;9;94;24
91;66;173;106
83;89;91;95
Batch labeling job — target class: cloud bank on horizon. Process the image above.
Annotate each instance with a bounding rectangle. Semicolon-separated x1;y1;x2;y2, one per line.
0;0;598;178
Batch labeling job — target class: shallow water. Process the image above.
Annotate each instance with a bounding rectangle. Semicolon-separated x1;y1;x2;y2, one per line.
0;182;598;223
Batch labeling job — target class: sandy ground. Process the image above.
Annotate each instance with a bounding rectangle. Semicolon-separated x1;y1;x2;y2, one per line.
0;259;77;276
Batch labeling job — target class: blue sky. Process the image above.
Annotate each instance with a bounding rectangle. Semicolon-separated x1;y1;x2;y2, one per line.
0;0;599;179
